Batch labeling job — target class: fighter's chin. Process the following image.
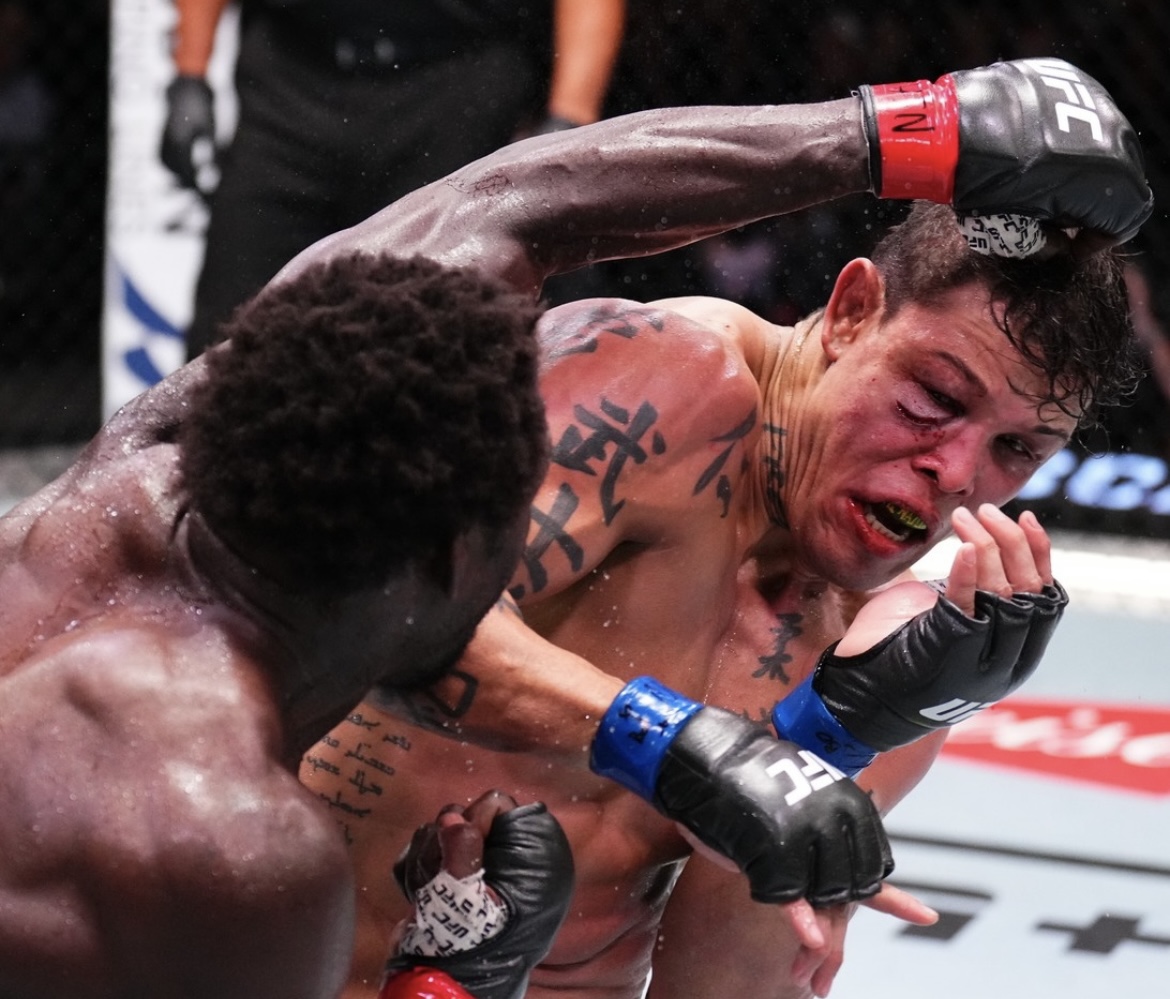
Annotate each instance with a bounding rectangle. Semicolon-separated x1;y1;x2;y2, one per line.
820;553;919;593
815;500;935;589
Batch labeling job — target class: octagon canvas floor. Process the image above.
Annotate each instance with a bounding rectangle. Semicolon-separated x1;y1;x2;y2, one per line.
835;536;1170;999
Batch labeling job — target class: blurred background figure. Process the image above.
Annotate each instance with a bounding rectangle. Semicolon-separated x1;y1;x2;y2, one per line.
159;0;626;359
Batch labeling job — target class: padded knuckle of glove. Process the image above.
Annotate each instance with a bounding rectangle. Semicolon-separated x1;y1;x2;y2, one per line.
1004;580;1068;683
949;58;1152;238
864;57;1153;242
656;708;892;905
810;822;890;908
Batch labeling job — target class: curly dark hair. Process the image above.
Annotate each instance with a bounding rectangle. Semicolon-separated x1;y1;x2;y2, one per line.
871;202;1140;426
179;253;548;589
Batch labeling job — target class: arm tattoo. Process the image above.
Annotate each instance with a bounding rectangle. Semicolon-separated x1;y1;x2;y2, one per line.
366;669;479;733
551;397;666;525
517;304;682;595
511;482;583;600
514;391;669;597
496;591;524;618
541;302;666;365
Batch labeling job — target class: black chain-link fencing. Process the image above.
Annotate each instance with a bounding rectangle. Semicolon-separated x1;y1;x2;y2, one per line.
0;0;107;446
4;0;1168;534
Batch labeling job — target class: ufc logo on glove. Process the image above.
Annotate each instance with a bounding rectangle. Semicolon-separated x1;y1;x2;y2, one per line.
1030;58;1105;142
591;676;894;905
765;750;847;806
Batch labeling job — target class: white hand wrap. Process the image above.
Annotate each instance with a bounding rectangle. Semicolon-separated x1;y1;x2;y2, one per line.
958;212;1047;258
397;868;508;958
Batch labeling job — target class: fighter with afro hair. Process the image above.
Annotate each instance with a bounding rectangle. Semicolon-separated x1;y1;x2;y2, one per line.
180;253;548;590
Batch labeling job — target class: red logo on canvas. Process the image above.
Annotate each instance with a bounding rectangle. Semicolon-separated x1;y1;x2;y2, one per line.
942;699;1170;795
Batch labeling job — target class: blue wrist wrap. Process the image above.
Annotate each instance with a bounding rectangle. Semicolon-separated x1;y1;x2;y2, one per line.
589;676;704;800
771;676;878;778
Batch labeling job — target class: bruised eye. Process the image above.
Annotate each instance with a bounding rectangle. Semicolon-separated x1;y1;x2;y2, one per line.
898;385;960;425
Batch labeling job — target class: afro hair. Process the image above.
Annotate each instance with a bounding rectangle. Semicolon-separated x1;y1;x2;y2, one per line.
179;253;548;589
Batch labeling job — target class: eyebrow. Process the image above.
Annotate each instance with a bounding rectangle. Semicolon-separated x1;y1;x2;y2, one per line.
934;351;1074;445
1029;422;1073;445
935;350;985;392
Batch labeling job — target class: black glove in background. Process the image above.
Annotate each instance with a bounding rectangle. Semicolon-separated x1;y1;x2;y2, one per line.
160;74;218;195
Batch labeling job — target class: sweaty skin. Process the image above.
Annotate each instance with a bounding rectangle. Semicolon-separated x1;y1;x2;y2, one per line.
0;364;358;997
302;272;1072;998
0;357;525;999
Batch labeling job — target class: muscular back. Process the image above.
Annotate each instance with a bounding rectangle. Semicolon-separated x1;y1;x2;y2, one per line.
0;369;355;999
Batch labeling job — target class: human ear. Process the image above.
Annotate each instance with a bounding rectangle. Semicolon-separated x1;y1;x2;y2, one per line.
821;258;885;360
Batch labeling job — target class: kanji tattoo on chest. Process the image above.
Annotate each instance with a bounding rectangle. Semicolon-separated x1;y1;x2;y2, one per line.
753;611;804;683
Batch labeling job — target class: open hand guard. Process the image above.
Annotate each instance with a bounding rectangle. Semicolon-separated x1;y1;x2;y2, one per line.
773;582;1068;775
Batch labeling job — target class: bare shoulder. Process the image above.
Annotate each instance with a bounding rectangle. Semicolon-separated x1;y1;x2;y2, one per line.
647;295;779;373
0;360;201;544
0;355;206;540
537;297;761;422
539;295;758;358
91;353;209;457
0;445;183;650
0;621;354;998
513;297;767;594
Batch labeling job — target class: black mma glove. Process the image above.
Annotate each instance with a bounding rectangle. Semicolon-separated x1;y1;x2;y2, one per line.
383;802;574;999
859;57;1152;243
591;677;893;905
160;74;219;195
773;582;1068;776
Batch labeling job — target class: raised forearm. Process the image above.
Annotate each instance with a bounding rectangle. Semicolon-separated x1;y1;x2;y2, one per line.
278;58;1154;294
371;603;623;761
277;99;869;295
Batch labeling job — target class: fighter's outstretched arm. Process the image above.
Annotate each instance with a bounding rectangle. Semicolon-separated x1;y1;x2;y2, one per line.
277;57;1149;296
275;98;868;297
